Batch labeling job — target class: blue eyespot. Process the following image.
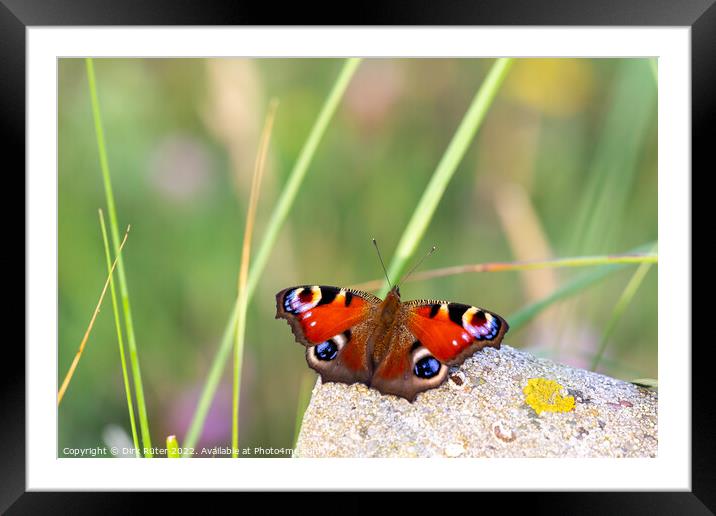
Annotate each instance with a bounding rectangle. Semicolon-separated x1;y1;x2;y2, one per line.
314;340;338;361
414;356;441;379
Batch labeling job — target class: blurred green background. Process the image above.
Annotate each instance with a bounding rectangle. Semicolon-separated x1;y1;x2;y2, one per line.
58;58;657;457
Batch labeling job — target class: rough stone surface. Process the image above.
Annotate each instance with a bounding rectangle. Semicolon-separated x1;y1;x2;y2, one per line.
293;345;657;458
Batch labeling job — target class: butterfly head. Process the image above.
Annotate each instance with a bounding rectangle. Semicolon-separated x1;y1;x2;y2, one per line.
380;285;403;323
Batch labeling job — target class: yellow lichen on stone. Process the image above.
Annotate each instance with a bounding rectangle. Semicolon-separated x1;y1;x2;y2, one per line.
523;378;576;415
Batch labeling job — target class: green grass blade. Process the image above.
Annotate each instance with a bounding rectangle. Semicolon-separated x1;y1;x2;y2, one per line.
381;58;514;296
86;58;153;456
57;226;131;406
231;312;245;458
292;372;316;448
649;58;658;84
166;435;181;458
508;266;622;333
246;58;362;298
350;252;657;292
508;242;657;333
231;100;277;457
590;245;657;371
532;348;646;378
569;60;656;255
630;378;658;390
182;59;362;454
99;210;141;458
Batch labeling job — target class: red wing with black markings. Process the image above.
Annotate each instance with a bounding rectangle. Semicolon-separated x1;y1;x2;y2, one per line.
405;300;508;366
367;300;508;402
275;285;381;386
369;327;451;403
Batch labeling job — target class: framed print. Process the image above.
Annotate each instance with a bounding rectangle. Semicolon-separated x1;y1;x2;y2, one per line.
6;0;711;511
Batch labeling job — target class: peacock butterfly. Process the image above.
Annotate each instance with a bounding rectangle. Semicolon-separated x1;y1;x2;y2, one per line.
275;242;509;402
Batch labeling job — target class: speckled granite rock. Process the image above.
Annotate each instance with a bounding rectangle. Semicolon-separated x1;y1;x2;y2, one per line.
293;345;657;458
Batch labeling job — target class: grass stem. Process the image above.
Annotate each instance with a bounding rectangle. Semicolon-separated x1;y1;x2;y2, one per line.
232;100;278;457
57;226;130;406
86;58;153;456
590;245;657;371
292;372;316;448
167;435;181;458
183;59;362;454
350;252;657;292
507;243;657;333
99;210;141;457
380;58;514;296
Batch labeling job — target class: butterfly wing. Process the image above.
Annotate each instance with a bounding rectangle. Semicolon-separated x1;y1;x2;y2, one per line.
405;300;509;366
368;295;508;402
276;285;381;386
370;323;451;402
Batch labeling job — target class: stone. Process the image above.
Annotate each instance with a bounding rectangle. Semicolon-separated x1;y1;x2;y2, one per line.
293;345;657;458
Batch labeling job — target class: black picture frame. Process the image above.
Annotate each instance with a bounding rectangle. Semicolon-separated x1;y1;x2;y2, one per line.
5;0;710;511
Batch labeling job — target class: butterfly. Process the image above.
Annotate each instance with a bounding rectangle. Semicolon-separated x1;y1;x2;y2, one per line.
275;244;509;402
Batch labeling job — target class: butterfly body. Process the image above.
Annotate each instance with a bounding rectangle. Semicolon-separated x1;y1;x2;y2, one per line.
276;284;508;402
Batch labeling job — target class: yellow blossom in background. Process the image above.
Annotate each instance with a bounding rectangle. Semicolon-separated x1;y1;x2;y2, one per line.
505;59;594;116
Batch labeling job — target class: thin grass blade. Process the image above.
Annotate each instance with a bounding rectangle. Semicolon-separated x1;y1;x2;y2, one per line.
167;435;181;458
590;245;657;371
350;252;657;292
99;210;141;457
232;100;278;457
86;58;153;456
292;372;317;448
507;243;657;333
183;59;362;454
57;226;130;406
380;58;514;296
630;378;658;390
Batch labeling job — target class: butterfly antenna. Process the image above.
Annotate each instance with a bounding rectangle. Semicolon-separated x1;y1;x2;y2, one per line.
372;238;392;289
397;245;437;287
